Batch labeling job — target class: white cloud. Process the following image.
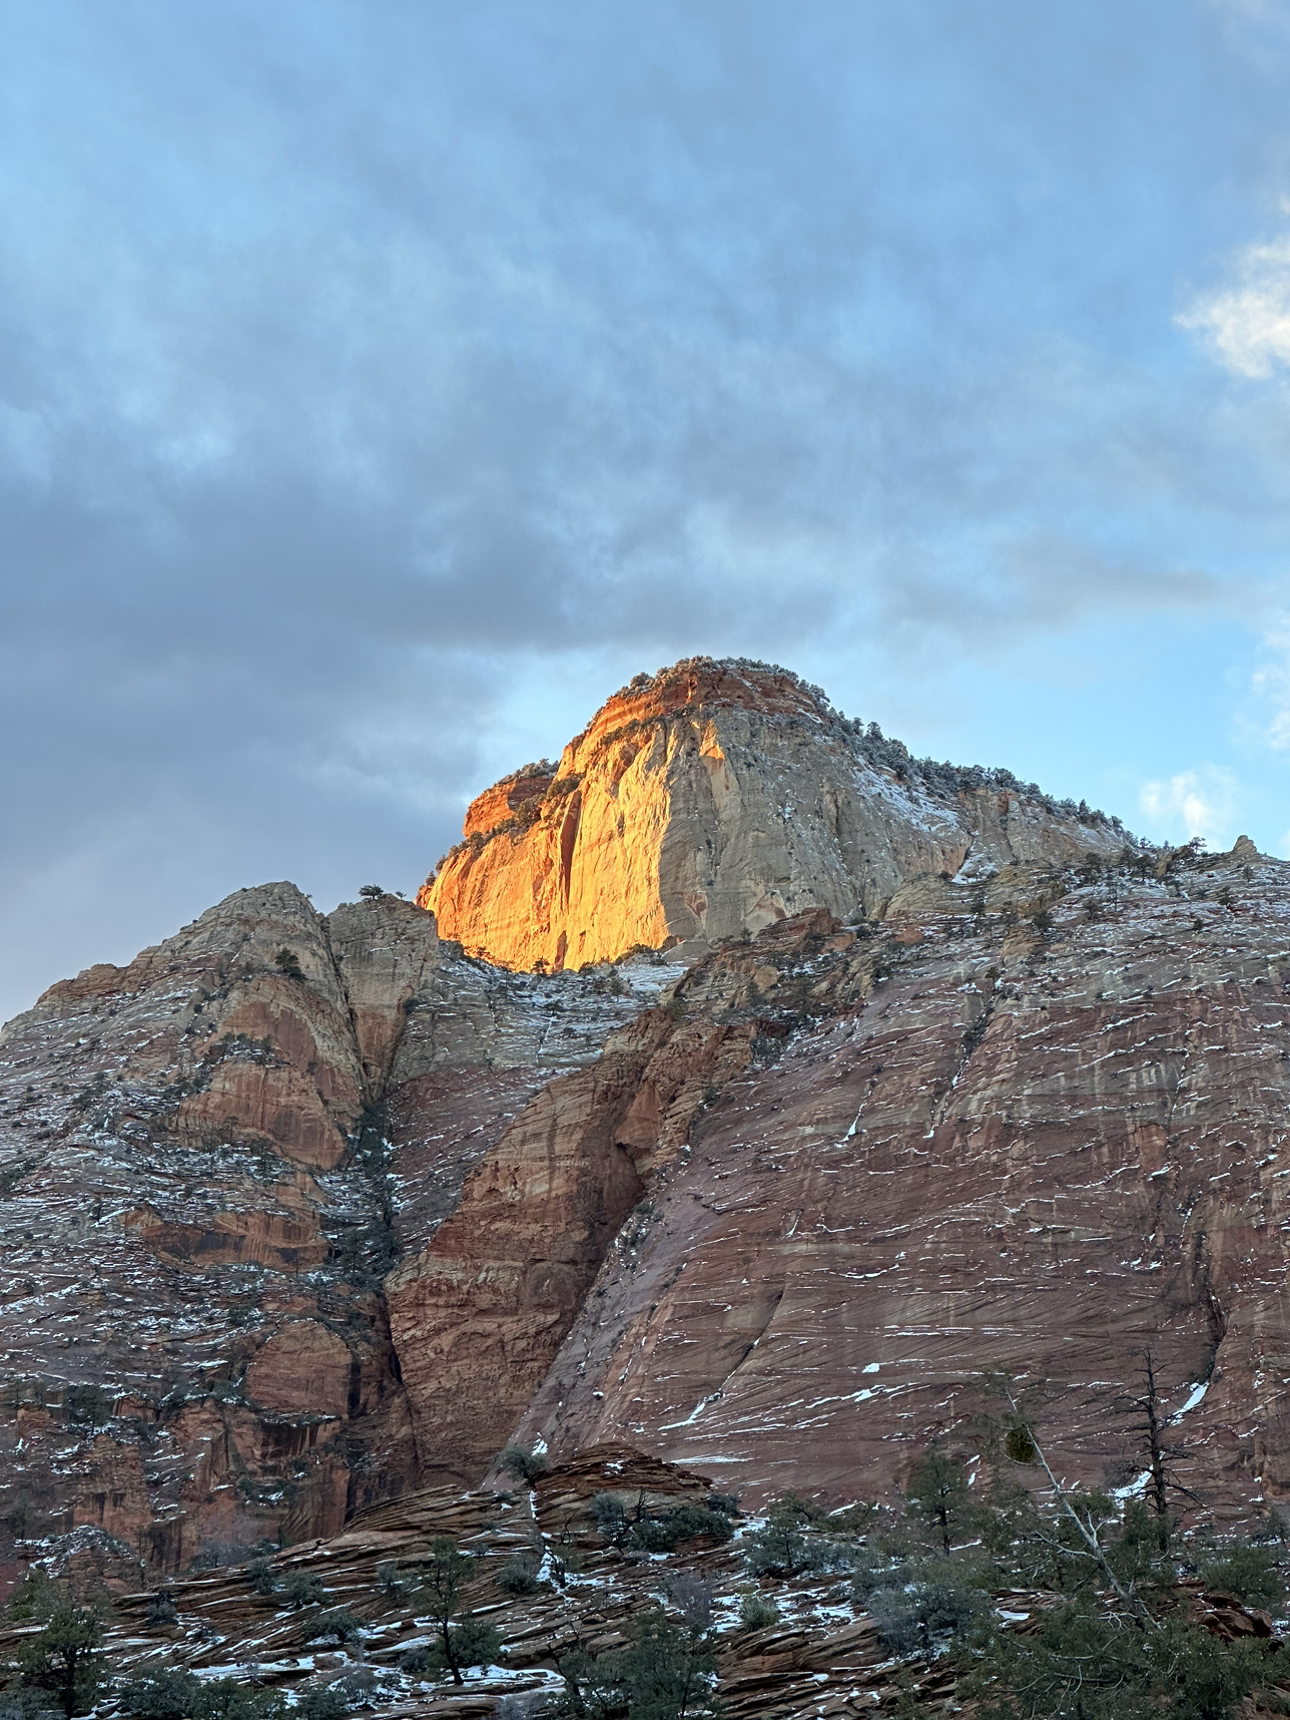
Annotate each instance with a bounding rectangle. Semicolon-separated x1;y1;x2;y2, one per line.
1178;237;1290;377
1138;766;1239;848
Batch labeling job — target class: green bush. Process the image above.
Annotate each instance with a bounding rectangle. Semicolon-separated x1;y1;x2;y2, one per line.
400;1618;503;1678
280;1571;327;1609
192;1681;284;1720
498;1443;549;1485
119;1672;285;1720
497;1554;542;1595
743;1494;826;1576
1199;1543;1286;1612
867;1577;986;1655
591;1492;736;1554
738;1591;779;1630
551;1609;718;1720
300;1608;362;1645
959;1600;1271;1720
295;1690;349;1720
243;1557;278;1597
144;1590;178;1627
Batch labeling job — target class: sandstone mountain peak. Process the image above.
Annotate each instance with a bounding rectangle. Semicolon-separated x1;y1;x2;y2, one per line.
5;703;1290;1623
419;654;1130;971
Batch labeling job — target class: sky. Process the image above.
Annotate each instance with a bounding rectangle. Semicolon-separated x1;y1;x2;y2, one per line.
6;0;1290;1022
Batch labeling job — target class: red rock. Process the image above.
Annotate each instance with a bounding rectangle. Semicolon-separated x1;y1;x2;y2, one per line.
419;657;1127;970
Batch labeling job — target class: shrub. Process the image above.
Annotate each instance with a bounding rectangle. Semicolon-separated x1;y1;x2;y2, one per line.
867;1578;985;1655
118;1669;206;1720
665;1571;716;1632
591;1491;631;1548
300;1608;362;1645
294;1690;349;1720
401;1619;502;1678
662;1503;736;1547
591;1491;736;1554
63;1384;114;1427
144;1589;178;1627
0;1693;64;1720
273;948;305;982
410;1537;495;1685
199;1682;285;1720
1200;1543;1286;1612
744;1495;824;1577
738;1591;780;1630
498;1443;549;1485
15;1603;105;1717
5;1570;63;1622
244;1557;278;1597
280;1572;327;1609
374;1559;407;1599
551;1609;718;1720
906;1446;974;1555
497;1554;542;1595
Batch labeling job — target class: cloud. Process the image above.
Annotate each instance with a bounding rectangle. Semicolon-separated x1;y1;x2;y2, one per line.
0;0;1287;1018
1138;767;1240;847
1179;237;1290;377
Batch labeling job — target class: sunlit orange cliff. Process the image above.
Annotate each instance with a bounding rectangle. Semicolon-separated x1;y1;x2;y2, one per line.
418;656;1126;970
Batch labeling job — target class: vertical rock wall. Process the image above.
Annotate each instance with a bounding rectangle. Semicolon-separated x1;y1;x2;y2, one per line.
419;658;1129;971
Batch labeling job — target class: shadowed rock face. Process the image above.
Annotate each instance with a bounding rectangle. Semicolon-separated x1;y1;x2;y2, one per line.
506;856;1290;1514
418;657;1130;972
3;662;1289;1580
0;885;666;1566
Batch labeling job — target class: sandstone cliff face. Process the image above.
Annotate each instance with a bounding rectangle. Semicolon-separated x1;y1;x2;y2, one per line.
502;846;1290;1511
0;885;668;1568
7;660;1290;1585
419;657;1129;971
387;1006;757;1484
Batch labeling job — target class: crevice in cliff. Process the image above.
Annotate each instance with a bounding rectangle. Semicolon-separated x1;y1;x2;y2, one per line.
925;986;999;1135
661;1283;786;1431
559;792;582;906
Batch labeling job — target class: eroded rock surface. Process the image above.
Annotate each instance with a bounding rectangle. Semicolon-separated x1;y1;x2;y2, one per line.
6;658;1290;1590
419;656;1129;971
0;886;666;1567
510;846;1290;1513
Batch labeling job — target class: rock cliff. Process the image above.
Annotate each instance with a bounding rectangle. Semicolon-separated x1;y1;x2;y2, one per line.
0;884;670;1568
418;657;1130;971
3;659;1290;1587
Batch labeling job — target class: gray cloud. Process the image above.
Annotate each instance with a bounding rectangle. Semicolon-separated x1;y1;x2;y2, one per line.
5;0;1290;1017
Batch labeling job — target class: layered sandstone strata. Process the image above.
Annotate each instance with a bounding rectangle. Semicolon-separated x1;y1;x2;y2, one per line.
0;886;667;1567
398;844;1290;1515
7;661;1290;1582
418;657;1129;971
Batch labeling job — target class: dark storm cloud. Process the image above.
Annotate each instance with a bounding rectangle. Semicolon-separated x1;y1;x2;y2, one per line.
4;0;1290;1015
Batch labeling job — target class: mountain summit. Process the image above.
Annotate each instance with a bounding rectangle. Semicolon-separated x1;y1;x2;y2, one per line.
420;656;1128;970
3;656;1283;1598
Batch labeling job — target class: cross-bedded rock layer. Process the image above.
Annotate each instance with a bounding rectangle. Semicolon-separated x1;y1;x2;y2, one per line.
506;848;1290;1514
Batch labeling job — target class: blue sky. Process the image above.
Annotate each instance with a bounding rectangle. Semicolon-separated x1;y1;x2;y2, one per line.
5;0;1290;1019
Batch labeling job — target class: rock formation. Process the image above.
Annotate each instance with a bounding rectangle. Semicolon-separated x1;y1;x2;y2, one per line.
418;657;1129;971
0;884;668;1567
3;657;1289;1587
